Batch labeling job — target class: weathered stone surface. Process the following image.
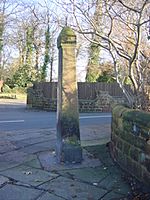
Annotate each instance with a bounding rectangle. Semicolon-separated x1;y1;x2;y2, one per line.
130;147;139;162
0;125;135;199
80;124;111;146
36;192;63;200
0;176;9;187
123;141;130;156
23;158;42;169
144;157;150;172
0;140;17;154
39;176;107;200
142;168;150;186
117;138;123;151
0;165;58;186
57;26;82;163
59;166;109;184
63;143;82;163
21;140;55;154
99;175;131;195
101;191;127;200
0;184;41;200
141;128;150;140
0;150;36;166
134;137;147;150
111;105;150;186
38;149;101;171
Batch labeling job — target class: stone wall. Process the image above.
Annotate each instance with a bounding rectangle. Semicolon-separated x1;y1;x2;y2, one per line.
27;84;127;112
110;105;150;186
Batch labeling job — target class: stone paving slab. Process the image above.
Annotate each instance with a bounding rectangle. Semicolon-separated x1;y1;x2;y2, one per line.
0;176;9;187
36;192;64;200
12;135;54;147
80;125;111;146
38;149;102;171
100;191;126;200
0;150;36;163
0;184;42;200
21;140;55;154
39;176;107;200
0;141;17;154
0;165;58;187
23;158;42;169
58;166;110;184
0;128;140;200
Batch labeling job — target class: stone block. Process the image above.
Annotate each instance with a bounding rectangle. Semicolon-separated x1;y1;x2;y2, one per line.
144;156;150;172
132;162;142;180
117;118;123;130
126;157;142;180
111;134;117;144
142;168;150;186
117;138;123;151
140;129;150;140
122;121;132;132
123;142;130;156
130;147;139;162
119;130;126;139
111;105;150;185
122;132;135;145
134;137;146;150
145;140;150;154
126;157;133;172
117;150;127;166
62;143;82;163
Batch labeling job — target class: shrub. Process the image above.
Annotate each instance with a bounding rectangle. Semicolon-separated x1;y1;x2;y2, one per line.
2;84;12;93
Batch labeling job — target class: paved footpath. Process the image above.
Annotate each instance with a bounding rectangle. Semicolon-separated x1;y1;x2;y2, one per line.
0;99;149;199
0;125;140;200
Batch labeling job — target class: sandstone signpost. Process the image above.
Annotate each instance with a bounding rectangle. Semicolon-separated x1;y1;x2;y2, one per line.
56;26;82;164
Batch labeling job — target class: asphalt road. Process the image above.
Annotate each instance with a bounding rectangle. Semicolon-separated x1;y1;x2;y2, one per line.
0;103;111;131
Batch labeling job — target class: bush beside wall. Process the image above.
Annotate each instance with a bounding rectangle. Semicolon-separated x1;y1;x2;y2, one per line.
110;105;150;186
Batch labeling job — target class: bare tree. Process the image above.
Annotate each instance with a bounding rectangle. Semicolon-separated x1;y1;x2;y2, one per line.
0;0;21;80
62;0;150;109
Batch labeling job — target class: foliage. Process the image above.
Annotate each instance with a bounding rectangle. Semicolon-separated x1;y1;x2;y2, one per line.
2;84;12;93
11;86;26;94
85;0;102;82
96;61;116;83
86;43;101;82
41;25;50;81
7;64;37;88
0;0;57;85
96;71;116;83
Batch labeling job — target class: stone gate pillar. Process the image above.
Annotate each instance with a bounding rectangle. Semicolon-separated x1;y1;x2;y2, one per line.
56;26;82;163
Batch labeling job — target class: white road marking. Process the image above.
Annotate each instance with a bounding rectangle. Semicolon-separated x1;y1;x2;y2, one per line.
79;115;111;119
0;120;25;123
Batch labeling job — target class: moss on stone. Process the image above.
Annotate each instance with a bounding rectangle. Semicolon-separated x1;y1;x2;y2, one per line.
57;26;76;47
112;104;129;118
61;115;80;139
60;26;75;37
64;135;80;146
123;110;150;127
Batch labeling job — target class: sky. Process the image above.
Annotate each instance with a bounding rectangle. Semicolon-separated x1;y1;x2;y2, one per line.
3;0;113;82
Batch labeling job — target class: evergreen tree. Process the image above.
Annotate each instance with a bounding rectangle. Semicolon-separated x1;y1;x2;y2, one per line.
41;25;50;81
85;0;102;82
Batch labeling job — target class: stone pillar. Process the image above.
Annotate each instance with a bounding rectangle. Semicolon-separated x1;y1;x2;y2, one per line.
56;26;82;164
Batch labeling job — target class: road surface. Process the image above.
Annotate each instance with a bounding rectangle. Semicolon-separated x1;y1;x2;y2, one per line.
0;101;111;132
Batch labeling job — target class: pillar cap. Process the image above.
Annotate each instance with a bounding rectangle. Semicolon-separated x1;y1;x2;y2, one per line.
57;26;76;48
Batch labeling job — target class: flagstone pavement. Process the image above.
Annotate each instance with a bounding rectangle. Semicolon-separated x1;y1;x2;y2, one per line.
0;124;149;199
